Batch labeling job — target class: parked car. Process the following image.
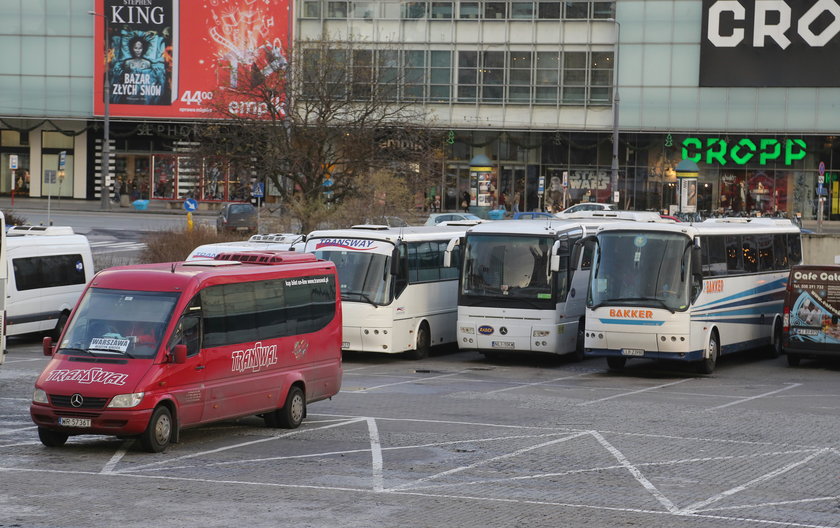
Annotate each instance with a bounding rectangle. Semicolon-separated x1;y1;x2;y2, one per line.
512;211;555;220
216;202;258;233
425;212;482;225
555;203;616;217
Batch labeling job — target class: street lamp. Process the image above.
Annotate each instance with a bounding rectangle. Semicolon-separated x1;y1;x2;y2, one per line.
88;10;112;210
609;19;620;205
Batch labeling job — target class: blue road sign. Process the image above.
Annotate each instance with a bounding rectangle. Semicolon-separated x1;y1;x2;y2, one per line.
58;151;67;170
183;198;198;212
252;182;264;197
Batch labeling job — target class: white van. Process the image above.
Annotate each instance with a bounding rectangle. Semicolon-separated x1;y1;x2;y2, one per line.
185;233;305;261
5;226;94;338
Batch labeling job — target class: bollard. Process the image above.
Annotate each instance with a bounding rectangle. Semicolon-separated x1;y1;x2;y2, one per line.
187;211;194;232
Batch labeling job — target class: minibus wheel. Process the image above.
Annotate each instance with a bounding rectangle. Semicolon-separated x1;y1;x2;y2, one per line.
38;427;68;447
267;386;305;429
140;406;172;453
697;333;719;375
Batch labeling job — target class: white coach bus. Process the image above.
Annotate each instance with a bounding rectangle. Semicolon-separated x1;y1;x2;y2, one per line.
304;224;469;359
456;211;664;360
583;218;802;373
0;212;5;364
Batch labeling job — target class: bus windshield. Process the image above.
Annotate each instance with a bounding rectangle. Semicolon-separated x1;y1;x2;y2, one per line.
314;250;393;306
461;234;556;301
59;288;180;359
589;231;691;312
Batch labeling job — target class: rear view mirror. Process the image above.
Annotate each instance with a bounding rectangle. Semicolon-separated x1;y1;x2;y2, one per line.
172;344;187;364
390;244;401;275
42;336;54;357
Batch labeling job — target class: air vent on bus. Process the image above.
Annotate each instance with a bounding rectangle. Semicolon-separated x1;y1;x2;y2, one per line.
6;225;75;236
214;251;317;265
350;224;390;230
247;233;305;244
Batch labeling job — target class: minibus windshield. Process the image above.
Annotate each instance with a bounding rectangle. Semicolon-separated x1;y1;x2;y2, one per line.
59;288;181;359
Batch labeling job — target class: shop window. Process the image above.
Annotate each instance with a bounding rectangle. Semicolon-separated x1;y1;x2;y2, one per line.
153;155;177;199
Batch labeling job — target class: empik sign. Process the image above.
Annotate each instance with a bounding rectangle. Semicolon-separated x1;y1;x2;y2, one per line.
700;0;840;86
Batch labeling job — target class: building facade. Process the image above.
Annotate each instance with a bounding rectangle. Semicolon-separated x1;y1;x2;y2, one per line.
2;0;840;218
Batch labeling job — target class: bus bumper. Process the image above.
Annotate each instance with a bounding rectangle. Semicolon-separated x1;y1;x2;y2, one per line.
584;348;705;362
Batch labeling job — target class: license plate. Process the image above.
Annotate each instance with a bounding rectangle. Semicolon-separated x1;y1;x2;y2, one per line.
621;348;645;357
491;341;515;349
341;341;350;349
59;417;91;428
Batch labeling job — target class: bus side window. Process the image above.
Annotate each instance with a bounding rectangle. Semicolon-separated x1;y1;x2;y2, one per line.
773;234;788;270
742;235;758;273
788;233;802;265
394;244;409;297
580;239;595;270
725;235;744;274
170;296;202;357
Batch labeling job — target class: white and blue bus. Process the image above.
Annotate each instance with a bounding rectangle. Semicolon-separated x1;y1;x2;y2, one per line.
457;211;664;360
583;218;802;373
304;224;469;359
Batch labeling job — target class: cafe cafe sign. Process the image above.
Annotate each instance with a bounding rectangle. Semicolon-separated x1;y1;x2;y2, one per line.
681;137;807;167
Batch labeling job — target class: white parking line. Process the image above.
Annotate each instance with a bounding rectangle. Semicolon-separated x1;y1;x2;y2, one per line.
366;418;384;492
484;372;594;395
100;440;133;474
344;371;466;393
707;383;802;410
578;378;692;406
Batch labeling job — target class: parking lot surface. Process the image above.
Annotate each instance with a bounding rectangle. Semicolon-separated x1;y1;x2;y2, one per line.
2;339;839;528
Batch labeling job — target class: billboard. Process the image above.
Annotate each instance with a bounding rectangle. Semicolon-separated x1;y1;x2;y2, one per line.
93;0;290;119
700;0;840;87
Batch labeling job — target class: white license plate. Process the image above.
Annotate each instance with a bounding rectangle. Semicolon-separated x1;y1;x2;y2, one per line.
491;341;515;349
341;341;350;349
621;348;645;357
59;417;91;428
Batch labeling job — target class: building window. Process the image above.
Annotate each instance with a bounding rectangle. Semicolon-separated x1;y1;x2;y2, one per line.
481;51;505;102
352;2;377;18
405;50;427;99
535;52;559;104
593;1;615;18
327;1;348;18
564;1;590;18
403;1;427;18
590;51;613;103
303;1;321;17
457;51;478;101
509;51;532;102
460;2;480;18
511;2;535;19
431;2;453;18
484;2;507;19
430;51;452;101
562;51;587;104
538;1;562;18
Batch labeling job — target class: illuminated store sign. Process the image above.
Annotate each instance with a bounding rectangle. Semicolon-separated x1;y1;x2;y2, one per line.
681;138;807;166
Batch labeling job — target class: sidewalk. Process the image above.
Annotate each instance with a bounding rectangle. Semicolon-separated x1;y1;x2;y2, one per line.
0;196;217;216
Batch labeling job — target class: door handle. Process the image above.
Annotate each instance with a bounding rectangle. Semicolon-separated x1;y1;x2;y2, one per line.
195;365;205;371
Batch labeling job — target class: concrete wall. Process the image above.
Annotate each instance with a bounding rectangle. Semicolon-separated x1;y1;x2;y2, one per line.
802;234;840;266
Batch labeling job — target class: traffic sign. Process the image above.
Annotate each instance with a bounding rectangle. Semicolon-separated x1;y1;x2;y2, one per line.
537;176;545;195
9;154;18;170
183;198;198;212
58;151;66;170
819;161;825;177
252;182;264;198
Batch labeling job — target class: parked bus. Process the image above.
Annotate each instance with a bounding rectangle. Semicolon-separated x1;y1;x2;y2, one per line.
304;224;468;359
583;218;802;373
186;233;304;261
31;251;342;452
0;212;5;364
456;211;664;359
783;264;840;366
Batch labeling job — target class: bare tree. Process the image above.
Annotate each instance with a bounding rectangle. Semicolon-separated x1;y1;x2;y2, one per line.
196;37;442;233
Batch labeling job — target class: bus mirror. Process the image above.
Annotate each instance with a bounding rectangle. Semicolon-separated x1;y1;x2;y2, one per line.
694;237;701;249
691;246;702;276
390;245;401;275
172;344;187;364
550;240;562;272
443;237;461;267
42;336;54;356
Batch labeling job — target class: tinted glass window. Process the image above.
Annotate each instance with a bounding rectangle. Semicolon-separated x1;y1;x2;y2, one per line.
13;254;86;291
725;235;744;273
701;235;727;276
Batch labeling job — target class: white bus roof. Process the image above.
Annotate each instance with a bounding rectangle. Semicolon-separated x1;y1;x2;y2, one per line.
307;225;469;244
464;211;667;237
595;217;801;237
7;225;75;236
186;234;305;261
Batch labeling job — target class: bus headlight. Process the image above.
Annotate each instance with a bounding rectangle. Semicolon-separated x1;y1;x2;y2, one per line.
33;388;48;404
460;327;475;334
532;330;550;337
107;392;145;408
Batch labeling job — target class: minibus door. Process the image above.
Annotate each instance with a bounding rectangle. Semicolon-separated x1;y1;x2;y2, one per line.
163;300;206;426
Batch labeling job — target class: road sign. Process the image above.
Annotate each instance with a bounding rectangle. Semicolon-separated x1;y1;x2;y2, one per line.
537;176;545;195
58;151;67;170
251;182;264;198
819;161;825;177
183;198;198;212
9;154;18;170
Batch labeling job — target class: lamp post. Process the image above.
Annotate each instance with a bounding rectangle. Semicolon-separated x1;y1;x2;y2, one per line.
609;19;620;206
88;10;112;210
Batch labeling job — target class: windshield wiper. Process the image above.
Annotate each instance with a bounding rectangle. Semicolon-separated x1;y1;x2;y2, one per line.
344;291;378;307
89;348;136;359
58;347;96;357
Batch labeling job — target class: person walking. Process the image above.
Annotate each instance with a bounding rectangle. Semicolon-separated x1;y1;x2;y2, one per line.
461;190;470;212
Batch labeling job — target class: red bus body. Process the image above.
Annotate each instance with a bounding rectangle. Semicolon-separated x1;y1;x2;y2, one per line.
30;251;342;451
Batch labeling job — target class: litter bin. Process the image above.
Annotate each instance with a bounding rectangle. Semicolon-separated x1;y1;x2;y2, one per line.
132;199;149;211
120;194;130;208
487;208;506;220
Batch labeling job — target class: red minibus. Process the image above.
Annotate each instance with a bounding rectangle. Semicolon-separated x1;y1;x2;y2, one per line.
30;251;342;452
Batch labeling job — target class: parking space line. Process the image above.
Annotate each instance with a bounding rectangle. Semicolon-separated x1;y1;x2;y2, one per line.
484;372;594;395
100;440;133;474
681;448;830;514
590;431;680;514
694;495;840;513
0;425;36;436
707;383;802;410
578;379;692;406
345;371;466;393
366;418;384;492
388;431;589;492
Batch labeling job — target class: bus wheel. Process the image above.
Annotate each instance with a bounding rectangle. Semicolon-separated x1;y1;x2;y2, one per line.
573;320;585;362
767;321;783;359
606;357;626;370
697;333;719;374
38;427;68;447
786;354;801;367
268;386;305;429
140;406;172;453
406;324;430;360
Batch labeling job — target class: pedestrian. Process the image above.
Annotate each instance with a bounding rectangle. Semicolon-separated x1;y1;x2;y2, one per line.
512;191;521;213
461;190;470;212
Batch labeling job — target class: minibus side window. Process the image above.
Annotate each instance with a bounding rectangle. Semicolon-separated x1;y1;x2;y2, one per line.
169;296;202;357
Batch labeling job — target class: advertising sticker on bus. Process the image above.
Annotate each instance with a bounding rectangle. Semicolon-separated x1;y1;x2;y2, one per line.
784;265;840;366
